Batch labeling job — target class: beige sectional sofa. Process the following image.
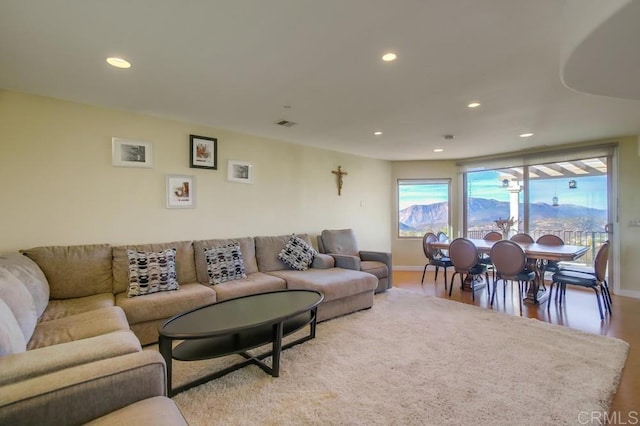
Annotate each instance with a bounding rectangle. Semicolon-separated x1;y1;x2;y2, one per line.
1;233;380;424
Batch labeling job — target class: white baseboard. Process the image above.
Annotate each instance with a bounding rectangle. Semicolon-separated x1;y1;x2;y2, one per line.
393;265;426;272
615;288;640;299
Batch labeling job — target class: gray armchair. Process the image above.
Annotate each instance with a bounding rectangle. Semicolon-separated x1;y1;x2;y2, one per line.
317;229;392;293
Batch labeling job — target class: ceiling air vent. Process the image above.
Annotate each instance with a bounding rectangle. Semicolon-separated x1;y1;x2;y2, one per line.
275;120;296;127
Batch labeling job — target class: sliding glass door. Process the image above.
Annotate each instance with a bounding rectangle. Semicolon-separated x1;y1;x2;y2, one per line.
464;156;611;266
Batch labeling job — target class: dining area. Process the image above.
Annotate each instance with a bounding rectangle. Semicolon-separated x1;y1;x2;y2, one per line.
424;232;612;320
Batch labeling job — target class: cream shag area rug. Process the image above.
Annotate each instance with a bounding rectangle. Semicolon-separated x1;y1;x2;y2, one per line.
164;289;628;426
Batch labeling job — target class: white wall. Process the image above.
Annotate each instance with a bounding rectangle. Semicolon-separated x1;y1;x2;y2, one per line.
0;90;392;252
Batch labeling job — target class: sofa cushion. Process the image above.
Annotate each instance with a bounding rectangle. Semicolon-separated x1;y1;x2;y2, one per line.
320;229;360;256
255;234;313;273
85;396;188;426
0;253;49;318
0;298;26;355
0;330;141;386
212;272;287;301
126;248;179;297
39;293;115;322
194;237;258;282
27;306;130;350
268;268;377;302
278;235;318;271
0;267;37;343
360;260;389;280
113;241;196;295
204;243;247;284
115;283;216;325
20;244;113;299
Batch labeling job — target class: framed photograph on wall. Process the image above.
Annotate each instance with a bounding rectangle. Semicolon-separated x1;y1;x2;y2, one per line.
166;175;196;209
227;160;254;184
112;137;153;168
189;134;217;170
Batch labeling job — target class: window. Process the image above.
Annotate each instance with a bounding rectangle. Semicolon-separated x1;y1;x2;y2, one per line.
463;157;609;264
398;179;450;238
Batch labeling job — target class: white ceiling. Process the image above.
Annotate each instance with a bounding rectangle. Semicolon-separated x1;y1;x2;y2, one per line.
2;0;639;161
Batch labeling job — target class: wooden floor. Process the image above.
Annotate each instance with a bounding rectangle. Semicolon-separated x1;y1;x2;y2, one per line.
393;270;640;416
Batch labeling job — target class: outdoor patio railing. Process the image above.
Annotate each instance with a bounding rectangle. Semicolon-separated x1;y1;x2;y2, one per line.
466;230;609;265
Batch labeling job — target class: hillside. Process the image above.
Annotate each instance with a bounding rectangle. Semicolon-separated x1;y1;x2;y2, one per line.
399;198;607;234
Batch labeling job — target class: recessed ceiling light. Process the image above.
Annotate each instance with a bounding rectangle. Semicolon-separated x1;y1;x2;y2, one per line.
467;102;481;108
519;133;534;138
434;148;444;153
374;131;383;136
106;57;131;69
382;52;397;62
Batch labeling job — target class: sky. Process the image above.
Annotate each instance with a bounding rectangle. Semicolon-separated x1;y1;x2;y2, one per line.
399;170;608;211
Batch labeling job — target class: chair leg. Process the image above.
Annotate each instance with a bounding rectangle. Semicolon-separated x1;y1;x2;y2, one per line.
517;281;524;315
443;268;448;291
485;272;490;298
448;272;457;297
602;280;613;306
547;282;554;310
592;288;605;320
490;277;498;307
421;264;428;285
600;285;612;316
434;266;440;284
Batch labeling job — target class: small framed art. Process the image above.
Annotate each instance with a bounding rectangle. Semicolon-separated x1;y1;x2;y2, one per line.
166;175;196;209
189;134;217;170
227;160;254;184
112;138;153;168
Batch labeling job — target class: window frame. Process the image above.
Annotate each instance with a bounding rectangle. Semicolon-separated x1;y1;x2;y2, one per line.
397;178;451;239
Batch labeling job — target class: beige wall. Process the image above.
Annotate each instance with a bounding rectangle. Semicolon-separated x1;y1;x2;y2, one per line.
0;90;392;252
616;136;640;297
391;137;640;297
390;160;460;268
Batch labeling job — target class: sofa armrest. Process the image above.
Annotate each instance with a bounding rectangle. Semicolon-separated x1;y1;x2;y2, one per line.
0;350;167;426
0;330;142;386
360;250;392;267
311;253;335;269
329;254;361;270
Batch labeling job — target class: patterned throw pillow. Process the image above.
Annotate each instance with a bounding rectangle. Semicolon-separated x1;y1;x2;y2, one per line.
126;248;179;297
204;243;247;285
278;235;318;271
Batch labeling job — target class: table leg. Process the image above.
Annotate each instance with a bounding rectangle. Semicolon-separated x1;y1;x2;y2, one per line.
158;335;173;395
523;259;549;305
271;322;284;377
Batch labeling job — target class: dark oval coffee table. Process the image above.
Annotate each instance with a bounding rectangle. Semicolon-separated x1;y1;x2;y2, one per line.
158;289;323;396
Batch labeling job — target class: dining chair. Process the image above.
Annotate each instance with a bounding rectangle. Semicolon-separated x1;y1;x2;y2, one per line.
549;241;611;320
421;232;453;289
535;234;564;274
436;231;449;257
480;231;502;280
489;240;536;314
509;233;534;243
447;238;490;301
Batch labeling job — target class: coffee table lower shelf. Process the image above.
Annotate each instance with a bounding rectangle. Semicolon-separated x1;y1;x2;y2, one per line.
160;310;316;396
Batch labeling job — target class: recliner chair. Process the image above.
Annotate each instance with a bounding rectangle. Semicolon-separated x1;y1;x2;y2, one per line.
317;229;392;293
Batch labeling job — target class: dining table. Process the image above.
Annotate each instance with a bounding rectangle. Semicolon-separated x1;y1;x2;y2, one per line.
429;238;589;305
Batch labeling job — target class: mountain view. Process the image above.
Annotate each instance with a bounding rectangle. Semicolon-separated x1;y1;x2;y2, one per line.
399;197;607;236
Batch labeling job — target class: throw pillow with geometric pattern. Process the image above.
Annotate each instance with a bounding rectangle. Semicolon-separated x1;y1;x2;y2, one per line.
204;243;247;285
278;234;318;271
126;248;179;297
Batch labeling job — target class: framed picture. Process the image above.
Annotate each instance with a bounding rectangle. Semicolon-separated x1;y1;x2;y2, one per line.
189;134;217;170
112;138;153;168
166;175;196;209
227;160;254;184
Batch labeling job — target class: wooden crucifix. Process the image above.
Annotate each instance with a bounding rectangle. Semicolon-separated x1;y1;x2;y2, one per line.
331;166;348;195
